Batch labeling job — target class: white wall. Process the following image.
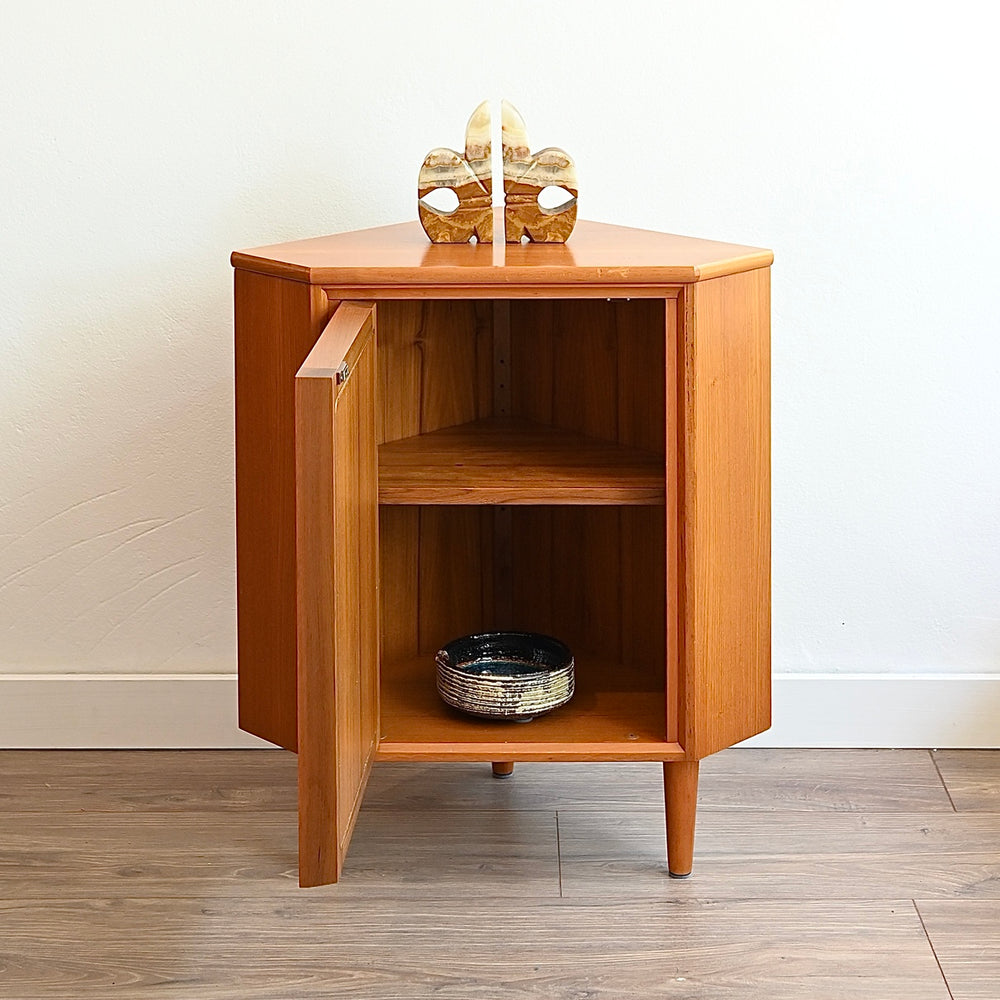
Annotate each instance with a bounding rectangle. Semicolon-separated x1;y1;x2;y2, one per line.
2;2;998;747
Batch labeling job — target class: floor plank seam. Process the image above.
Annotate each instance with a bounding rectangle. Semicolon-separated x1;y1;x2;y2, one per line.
555;811;563;898
912;898;956;1000
929;751;959;812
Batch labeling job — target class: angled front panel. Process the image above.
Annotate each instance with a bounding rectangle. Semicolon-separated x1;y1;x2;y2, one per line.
295;302;379;886
681;269;771;758
234;270;333;751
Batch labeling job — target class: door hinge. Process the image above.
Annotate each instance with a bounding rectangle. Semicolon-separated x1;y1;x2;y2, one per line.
335;362;350;385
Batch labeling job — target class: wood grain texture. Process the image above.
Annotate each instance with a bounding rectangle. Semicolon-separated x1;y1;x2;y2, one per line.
379;506;495;665
682;268;771;756
0;749;950;815
544;507;623;662
0;749;297;812
4;749;996;998
360;750;954;813
664;759;699;876
665;292;682;745
557;808;1000;900
376;299;493;443
509;507;664;692
509;298;666;448
378;654;677;762
415;507;494;654
916;901;1000;999
233;214;773;287
378;506;420;665
695;747;954;812
234;225;771;882
234;271;333;751
378;417;665;505
295;303;378;886
932;750;1000;811
0;808;558;901
0;895;949;999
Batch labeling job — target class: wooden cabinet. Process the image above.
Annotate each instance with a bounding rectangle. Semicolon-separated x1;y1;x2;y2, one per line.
233;214;772;886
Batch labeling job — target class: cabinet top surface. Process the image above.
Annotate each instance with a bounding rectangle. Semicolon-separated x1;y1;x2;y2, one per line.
232;210;772;288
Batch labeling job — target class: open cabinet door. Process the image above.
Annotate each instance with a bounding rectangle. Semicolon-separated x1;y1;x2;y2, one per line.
295;301;378;886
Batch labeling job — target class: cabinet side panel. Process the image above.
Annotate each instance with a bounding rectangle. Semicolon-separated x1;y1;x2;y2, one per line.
509;507;665;693
621;506;667;680
416;507;495;654
616;299;667;454
234;269;332;750
377;300;493;443
509;298;666;452
379;507;420;663
683;268;771;757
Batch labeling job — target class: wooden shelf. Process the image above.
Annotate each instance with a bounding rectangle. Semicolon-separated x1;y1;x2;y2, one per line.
376;654;681;762
378;418;665;505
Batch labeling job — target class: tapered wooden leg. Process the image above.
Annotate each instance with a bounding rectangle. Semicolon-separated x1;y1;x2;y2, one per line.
663;760;699;878
492;761;515;778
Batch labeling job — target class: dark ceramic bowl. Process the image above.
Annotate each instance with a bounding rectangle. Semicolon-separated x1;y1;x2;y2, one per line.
435;631;575;721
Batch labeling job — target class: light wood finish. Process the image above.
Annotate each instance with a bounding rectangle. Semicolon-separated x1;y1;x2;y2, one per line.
682;268;771;757
0;748;952;814
501;99;578;243
378;654;678;762
0;749;298;812
663;759;699;877
233;213;773;287
7;748;997;999
0;807;560;900
361;750;955;813
558;809;1000;901
295;302;379;886
418;100;493;244
697;746;955;812
234;271;332;751
915;901;1000;999
932;750;1000;811
378;417;665;504
0;896;951;1000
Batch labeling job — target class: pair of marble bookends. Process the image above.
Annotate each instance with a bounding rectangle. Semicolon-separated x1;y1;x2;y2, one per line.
418;100;577;244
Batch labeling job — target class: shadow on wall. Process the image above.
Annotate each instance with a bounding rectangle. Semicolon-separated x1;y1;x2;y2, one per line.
1;261;237;675
0;165;379;677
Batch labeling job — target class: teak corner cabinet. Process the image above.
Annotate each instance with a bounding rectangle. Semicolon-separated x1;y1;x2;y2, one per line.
233;213;772;887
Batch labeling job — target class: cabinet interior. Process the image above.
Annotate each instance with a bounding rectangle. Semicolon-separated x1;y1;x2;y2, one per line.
375;298;674;756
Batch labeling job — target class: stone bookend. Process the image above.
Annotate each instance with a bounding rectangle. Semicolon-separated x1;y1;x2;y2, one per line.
501;100;578;244
417;100;493;244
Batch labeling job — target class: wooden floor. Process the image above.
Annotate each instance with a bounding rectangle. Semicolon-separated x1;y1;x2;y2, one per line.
2;749;999;999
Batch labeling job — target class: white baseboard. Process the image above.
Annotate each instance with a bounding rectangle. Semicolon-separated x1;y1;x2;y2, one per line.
738;673;1000;749
0;674;271;749
1;672;998;749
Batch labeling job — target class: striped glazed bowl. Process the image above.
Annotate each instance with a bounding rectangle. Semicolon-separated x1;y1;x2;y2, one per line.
435;631;575;722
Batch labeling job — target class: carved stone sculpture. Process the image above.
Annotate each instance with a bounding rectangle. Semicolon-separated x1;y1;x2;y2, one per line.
417;100;578;244
501;100;578;244
417;101;492;244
